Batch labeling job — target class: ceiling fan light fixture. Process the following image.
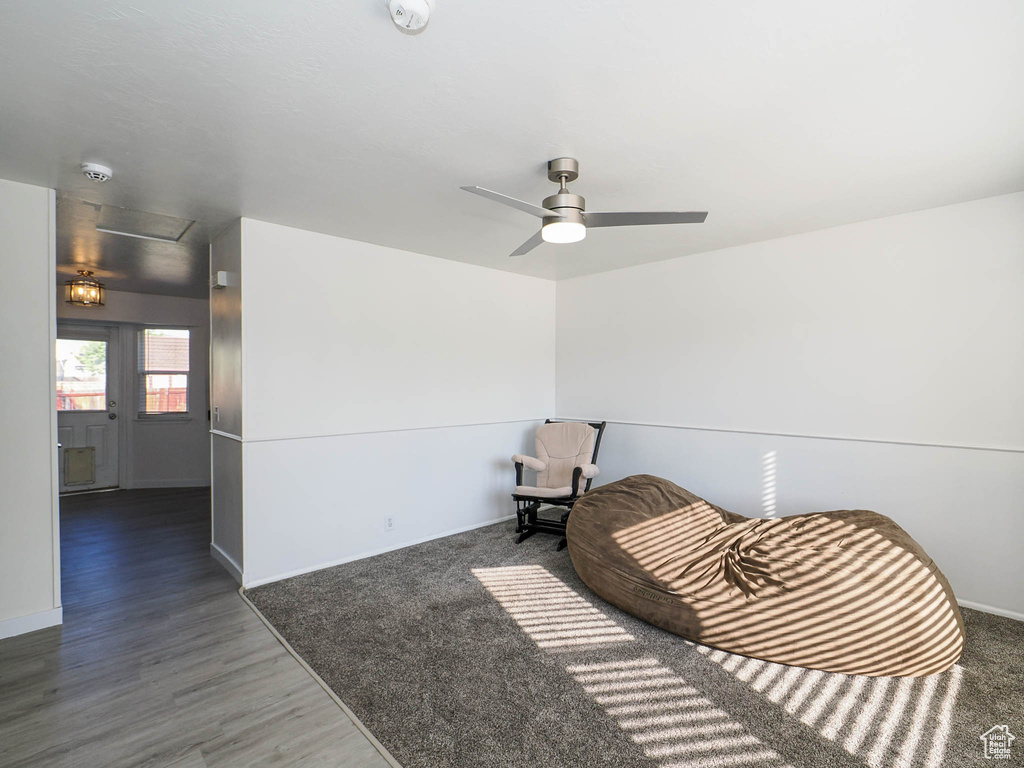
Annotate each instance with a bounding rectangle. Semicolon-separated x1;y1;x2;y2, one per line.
460;156;708;258
541;220;586;244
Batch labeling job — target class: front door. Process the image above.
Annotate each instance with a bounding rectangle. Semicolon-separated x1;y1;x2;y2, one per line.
56;326;120;491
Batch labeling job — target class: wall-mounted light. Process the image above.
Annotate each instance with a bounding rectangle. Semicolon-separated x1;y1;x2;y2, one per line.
66;270;105;307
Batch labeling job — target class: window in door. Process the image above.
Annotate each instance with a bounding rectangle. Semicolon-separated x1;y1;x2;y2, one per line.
138;328;190;415
56;338;107;411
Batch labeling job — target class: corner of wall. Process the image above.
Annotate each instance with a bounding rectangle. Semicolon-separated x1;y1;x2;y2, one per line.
47;188;61;612
0;179;62;634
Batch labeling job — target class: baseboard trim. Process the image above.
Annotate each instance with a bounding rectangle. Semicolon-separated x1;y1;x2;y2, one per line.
131;479;211;489
958;600;1024;623
243;514;517;589
0;606;63;640
211;543;243;584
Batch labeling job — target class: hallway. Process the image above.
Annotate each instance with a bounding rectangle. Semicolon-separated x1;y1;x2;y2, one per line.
0;488;389;768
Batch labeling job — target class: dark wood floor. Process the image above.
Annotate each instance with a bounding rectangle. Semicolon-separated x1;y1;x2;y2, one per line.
0;488;391;768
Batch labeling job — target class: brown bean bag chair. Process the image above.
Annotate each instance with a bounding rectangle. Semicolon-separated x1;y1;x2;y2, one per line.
566;474;964;677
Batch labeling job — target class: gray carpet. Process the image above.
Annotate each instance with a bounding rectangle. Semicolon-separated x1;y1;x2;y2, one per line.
246;521;1023;768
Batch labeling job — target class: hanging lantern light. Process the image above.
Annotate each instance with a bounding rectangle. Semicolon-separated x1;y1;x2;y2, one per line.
66;270;105;307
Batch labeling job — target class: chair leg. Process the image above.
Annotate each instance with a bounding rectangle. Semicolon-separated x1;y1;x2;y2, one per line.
556;505;572;550
514;502;541;544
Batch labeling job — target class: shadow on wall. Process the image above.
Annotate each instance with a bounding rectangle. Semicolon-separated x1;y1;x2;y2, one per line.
474;564;961;768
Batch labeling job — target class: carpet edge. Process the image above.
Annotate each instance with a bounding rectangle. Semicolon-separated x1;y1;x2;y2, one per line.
237;585;405;768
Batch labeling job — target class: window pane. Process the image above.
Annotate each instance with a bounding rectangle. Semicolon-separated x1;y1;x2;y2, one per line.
138;328;190;415
143;373;189;413
56;339;107;411
139;329;189;372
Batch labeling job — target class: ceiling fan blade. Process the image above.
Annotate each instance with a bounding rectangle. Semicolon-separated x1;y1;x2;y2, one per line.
585;211;708;228
509;230;544;257
461;186;565;219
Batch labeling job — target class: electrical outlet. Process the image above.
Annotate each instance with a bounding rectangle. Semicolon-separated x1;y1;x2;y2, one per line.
385;515;395;533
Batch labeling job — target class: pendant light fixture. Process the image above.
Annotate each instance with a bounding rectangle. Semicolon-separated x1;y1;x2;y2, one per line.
66;270;105;307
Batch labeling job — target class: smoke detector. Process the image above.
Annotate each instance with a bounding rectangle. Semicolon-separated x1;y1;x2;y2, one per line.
384;0;433;34
81;163;113;183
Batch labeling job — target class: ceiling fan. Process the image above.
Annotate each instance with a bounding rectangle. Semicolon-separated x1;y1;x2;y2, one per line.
461;158;708;257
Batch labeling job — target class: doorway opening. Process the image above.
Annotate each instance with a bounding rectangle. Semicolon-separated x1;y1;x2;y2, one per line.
53;196;218;623
56;326;120;492
56;320;205;496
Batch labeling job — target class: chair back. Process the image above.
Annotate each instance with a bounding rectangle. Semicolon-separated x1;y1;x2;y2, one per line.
534;421;598;491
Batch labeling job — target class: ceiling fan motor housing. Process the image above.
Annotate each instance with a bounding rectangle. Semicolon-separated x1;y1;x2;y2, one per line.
544;158;585;224
542;194;586;227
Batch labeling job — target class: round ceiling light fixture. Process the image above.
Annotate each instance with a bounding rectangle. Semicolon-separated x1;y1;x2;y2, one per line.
541;214;587;244
384;0;434;34
81;162;113;183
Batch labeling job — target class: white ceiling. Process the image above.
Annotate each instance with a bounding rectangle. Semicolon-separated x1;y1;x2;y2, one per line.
1;0;1022;292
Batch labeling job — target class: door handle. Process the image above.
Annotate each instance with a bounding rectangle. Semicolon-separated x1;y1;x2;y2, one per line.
108;413;117;420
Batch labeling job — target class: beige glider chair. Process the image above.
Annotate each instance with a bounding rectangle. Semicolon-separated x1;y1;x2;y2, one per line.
511;419;606;549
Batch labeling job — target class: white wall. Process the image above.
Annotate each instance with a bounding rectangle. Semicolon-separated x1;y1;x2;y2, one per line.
210;221;244;581
0;179;61;638
559;192;1024;449
58;289;211;488
236;219;555;585
242;219;554;440
243;421;539;585
557;192;1024;617
592;424;1024;618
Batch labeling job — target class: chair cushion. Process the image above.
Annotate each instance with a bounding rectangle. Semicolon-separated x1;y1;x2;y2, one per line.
535;422;596;490
515;485;574;499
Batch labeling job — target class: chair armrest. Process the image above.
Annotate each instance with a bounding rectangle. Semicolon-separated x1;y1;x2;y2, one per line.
570;463;600;497
512;454;546;472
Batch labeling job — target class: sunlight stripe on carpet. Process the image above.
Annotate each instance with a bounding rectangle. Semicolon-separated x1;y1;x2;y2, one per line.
475;566;793;768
